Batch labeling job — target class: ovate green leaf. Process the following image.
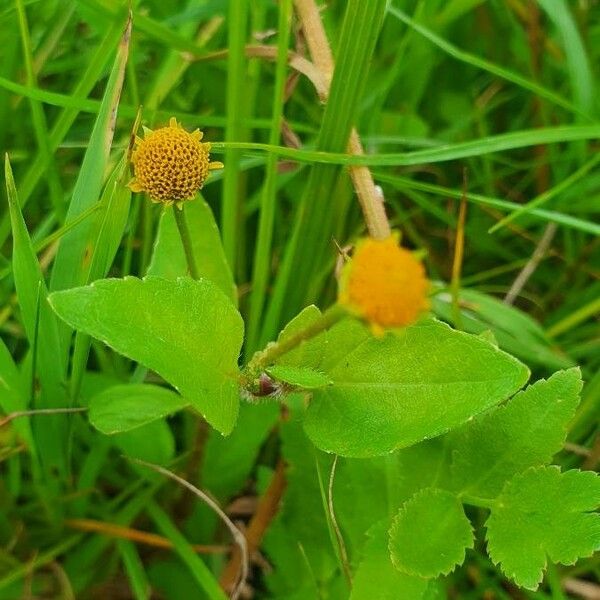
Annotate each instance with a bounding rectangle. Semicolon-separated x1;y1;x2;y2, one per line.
389;488;473;578
304;319;529;457
49;277;243;434
450;368;582;497
89;383;188;434
486;466;600;590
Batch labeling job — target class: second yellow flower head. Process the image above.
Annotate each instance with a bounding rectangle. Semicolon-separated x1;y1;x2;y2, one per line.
339;235;429;333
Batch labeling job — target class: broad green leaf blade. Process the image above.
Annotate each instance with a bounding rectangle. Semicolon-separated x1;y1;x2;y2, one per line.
266;365;332;390
49;277;244;434
304;319;529;457
486;467;600;590
148;196;236;304
350;521;432;600
274;305;326;369
89;383;189;434
5;156;66;472
114;419;175;465
389;488;473;578
50;16;130;293
450;368;582;497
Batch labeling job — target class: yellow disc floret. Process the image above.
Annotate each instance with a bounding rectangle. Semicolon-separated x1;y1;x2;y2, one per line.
339;235;429;331
128;117;223;205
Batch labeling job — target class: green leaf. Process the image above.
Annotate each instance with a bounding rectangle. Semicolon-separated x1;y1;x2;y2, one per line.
114;419;175;466
304;319;529;457
49;16;130;294
450;368;582;497
274;305;326;369
389;488;473;578
350;521;432;600
49;276;243;434
485;466;600;590
266;365;332;389
88;383;189;434
5;156;67;473
148;196;236;304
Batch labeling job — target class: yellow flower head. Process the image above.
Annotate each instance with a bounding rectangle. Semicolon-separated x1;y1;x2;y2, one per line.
338;235;429;332
128;117;223;205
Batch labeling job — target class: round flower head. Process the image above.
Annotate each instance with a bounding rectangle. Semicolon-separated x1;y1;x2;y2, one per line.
338;235;429;333
129;117;223;205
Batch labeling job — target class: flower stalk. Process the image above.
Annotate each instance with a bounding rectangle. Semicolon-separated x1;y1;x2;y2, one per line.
173;206;200;280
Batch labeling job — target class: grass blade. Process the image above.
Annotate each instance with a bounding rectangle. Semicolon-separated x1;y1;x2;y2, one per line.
5;156;67;475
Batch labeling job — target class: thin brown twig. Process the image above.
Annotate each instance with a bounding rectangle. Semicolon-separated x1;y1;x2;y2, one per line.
0;407;87;428
293;0;391;239
64;518;227;555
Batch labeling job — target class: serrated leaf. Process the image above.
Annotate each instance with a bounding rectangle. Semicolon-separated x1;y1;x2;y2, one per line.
450;368;582;497
266;365;332;389
350;521;432;600
88;383;189;434
304;319;529;457
389;488;473;578
486;466;600;590
275;305;326;369
49;276;243;434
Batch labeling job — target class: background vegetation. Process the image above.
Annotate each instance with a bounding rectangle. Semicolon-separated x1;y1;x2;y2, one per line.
0;0;599;598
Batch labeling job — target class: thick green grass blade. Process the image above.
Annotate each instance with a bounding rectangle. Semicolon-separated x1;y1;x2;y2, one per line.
264;0;388;335
211;124;600;167
117;540;150;600
538;0;594;115
221;0;248;270
146;502;228;600
5;156;67;475
49;14;130;294
246;0;292;356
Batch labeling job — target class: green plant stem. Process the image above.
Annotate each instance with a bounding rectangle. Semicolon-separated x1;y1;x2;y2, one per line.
173;205;200;280
246;304;345;376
